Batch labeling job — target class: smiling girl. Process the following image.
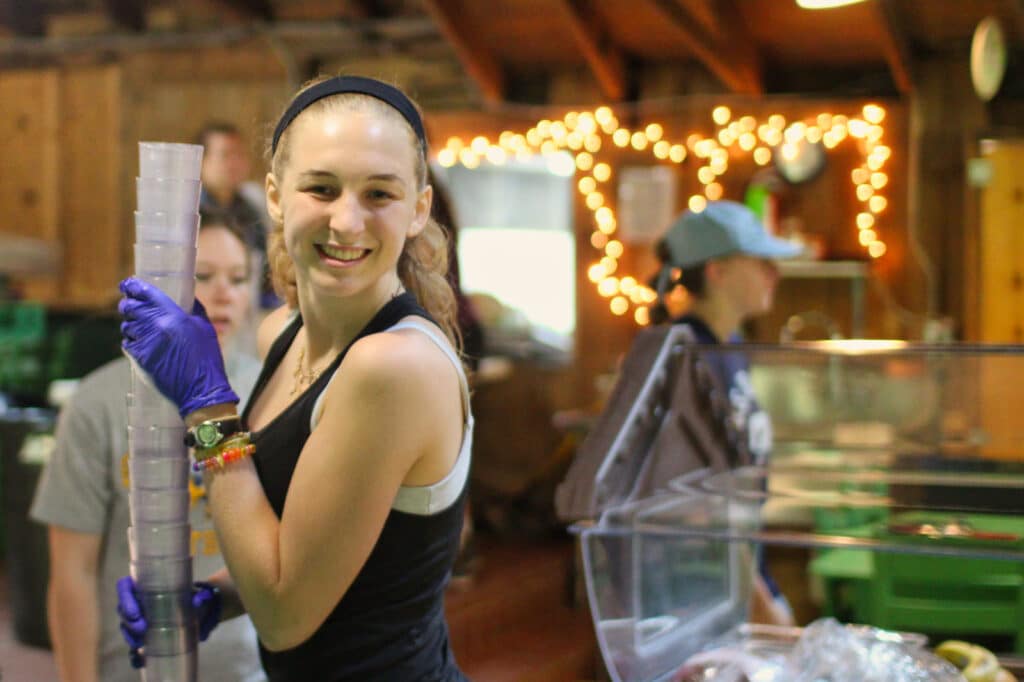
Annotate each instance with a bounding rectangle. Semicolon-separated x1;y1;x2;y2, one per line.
119;76;470;681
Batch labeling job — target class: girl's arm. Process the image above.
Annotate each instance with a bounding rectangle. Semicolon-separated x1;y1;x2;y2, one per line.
198;330;462;651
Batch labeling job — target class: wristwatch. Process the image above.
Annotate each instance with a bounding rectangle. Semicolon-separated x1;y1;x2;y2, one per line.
184;416;243;450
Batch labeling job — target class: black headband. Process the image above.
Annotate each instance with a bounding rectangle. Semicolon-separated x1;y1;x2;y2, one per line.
271;75;427;154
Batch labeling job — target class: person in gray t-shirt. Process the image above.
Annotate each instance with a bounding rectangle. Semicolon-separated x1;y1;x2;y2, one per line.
31;212;267;682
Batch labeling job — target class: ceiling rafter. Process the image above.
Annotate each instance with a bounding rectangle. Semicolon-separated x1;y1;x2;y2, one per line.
556;0;628;101
421;0;504;104
647;0;761;94
876;0;914;94
349;0;387;19
102;0;145;31
1000;0;1024;42
211;0;275;21
0;0;46;36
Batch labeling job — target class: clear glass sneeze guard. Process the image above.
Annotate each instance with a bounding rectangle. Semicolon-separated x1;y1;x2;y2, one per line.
574;341;1024;682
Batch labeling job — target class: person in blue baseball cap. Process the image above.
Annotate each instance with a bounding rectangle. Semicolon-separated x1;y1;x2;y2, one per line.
651;199;802;336
650;199;801;626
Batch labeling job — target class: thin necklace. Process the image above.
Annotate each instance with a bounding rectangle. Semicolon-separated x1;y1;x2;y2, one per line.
291;344;326;397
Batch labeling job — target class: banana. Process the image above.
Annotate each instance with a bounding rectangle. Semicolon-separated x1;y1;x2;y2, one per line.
935;640;1002;682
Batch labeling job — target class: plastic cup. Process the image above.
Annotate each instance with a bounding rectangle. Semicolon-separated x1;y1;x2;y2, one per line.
139;142;203;181
143;650;198;682
128;371;169;406
129;457;190;489
138;588;193;626
136;177;202;215
137;273;195;309
130;487;191;524
134;243;195;278
128;523;191;560
134;211;200;245
127;393;182;428
143;623;198;657
131;555;193;591
128;425;187;457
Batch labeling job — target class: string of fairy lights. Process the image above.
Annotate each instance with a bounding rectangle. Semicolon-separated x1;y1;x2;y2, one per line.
435;103;890;326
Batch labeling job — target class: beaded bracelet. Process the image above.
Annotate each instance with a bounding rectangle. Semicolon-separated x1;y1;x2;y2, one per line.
191;432;255;472
192;443;256;472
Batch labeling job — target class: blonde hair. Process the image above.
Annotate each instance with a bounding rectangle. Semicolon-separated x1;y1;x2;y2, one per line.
265;76;460;348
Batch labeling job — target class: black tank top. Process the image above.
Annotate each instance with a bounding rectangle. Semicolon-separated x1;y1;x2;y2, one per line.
241;293;468;682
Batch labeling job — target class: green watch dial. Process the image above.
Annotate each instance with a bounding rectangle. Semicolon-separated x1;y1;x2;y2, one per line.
196;422;221;448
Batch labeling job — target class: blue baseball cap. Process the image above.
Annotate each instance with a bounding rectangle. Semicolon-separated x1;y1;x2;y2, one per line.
660;200;803;269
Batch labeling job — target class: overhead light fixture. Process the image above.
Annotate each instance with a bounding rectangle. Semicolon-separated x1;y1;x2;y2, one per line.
796;0;869;8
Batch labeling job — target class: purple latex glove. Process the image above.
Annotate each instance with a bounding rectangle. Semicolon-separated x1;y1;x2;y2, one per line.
119;277;238;418
116;576;223;669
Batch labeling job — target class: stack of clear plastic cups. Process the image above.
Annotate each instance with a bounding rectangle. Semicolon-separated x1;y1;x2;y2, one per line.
129;142;203;682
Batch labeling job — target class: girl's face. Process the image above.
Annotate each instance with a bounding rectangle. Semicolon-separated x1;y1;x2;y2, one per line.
266;107;431;305
195;226;251;343
713;255;780;318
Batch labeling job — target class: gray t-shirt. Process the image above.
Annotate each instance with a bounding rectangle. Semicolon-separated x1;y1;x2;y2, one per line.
30;355;267;682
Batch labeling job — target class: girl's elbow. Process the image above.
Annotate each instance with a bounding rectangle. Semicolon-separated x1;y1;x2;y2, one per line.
254;609;321;652
258;623;311;652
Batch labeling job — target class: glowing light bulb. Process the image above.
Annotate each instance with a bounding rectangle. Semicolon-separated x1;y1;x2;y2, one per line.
856;184;874;201
605;240;624;258
586;192;605;209
587;263;606;282
584;134;602;152
578;177;597;194
610;296;629;315
630;132;649;150
653;140;671;159
598;277;619;297
590;232;608;249
645;123;664;142
600;257;617;274
697;166;716;184
437;148;456;167
689;195;707;212
753;147;772;165
856;212;875;230
868;241;886;258
471;136;489;153
858;229;876;246
576;152;594;171
669;145;687;163
870;172;888;189
705;182;724;200
712;106;731;125
862;103;885;124
634;307;650;325
869;195;887;213
612;129;630;147
593;163;612;182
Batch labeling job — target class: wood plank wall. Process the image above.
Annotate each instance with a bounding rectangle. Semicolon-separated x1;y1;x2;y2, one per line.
2;51;926;506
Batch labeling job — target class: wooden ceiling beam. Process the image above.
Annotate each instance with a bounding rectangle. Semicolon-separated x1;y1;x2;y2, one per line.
648;0;761;94
0;0;46;36
999;0;1024;42
876;0;914;94
211;0;275;21
421;0;504;104
556;0;628;101
102;0;146;31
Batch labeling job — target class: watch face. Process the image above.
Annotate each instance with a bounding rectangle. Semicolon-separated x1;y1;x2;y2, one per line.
196;422;220;447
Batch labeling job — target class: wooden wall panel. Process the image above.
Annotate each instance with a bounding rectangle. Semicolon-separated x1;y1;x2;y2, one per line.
0;69;60;301
58;64;124;307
